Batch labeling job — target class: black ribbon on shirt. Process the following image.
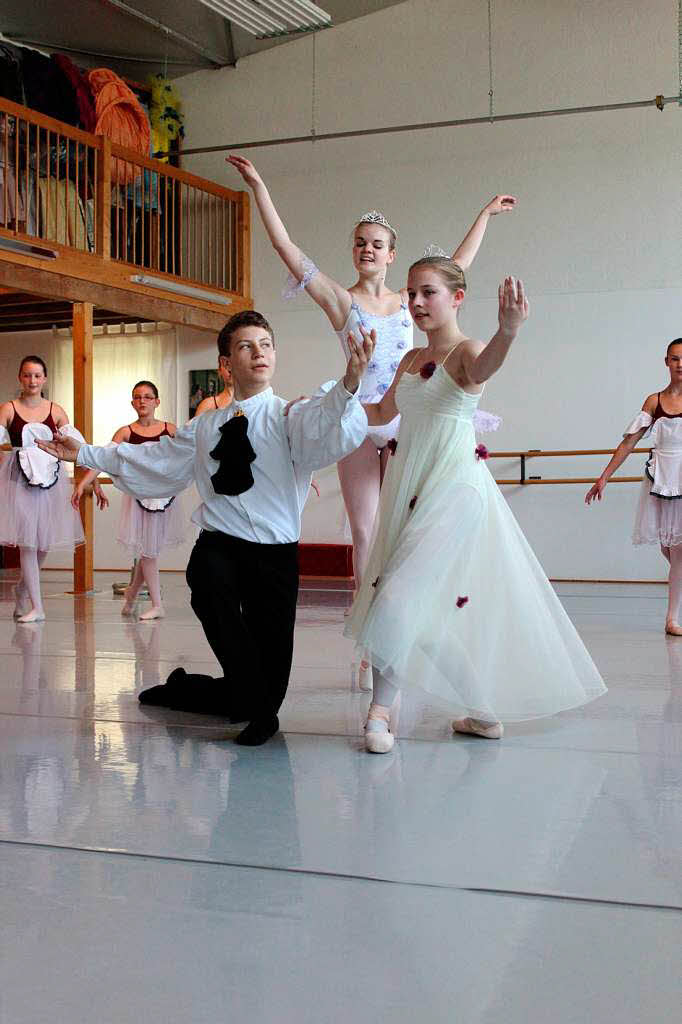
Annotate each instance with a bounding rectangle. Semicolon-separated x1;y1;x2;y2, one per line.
209;415;256;496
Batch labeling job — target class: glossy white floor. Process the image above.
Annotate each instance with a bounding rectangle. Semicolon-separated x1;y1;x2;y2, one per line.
0;570;680;1023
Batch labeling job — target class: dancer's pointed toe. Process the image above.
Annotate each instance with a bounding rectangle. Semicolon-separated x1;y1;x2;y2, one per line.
452;717;503;740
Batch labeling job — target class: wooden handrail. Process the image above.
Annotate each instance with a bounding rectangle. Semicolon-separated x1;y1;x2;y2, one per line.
0;97;100;147
488;447;650;458
109;141;244;202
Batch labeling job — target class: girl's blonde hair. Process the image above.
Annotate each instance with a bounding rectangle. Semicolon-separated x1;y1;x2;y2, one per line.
408;256;467;292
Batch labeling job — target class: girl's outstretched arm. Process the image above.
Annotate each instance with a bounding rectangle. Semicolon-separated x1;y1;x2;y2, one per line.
227;155;351;330
452;195;517;271
585;394;657;504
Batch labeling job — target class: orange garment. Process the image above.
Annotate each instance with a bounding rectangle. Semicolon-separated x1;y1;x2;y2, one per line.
88;69;151;185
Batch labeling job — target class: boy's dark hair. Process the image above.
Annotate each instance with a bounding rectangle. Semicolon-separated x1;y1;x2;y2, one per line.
217;311;274;358
666;338;682;357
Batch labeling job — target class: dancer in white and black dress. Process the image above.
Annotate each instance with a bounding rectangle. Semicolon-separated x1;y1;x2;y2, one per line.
0;355;84;622
346;257;607;752
73;380;185;621
586;337;682;635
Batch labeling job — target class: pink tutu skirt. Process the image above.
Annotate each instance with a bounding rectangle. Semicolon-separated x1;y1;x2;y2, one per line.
0;451;84;551
117;492;186;558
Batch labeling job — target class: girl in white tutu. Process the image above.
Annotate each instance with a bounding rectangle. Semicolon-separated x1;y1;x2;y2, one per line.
586;337;682;635
346;257;607;752
73;380;184;620
0;355;84;622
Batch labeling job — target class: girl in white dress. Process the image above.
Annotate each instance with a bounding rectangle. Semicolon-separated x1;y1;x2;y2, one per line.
72;380;185;620
0;356;84;622
586;337;682;635
227;157;513;587
346;258;607;752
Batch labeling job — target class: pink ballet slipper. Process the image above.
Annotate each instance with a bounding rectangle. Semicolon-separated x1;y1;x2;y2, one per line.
17;607;46;624
365;703;394;753
452;717;503;740
139;605;165;621
665;620;682;636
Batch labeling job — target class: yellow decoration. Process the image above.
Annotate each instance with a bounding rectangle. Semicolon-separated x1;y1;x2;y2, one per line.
147;74;185;163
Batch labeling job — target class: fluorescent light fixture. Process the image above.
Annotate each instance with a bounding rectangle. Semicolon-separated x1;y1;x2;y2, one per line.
0;236;58;260
131;274;233;305
196;0;331;38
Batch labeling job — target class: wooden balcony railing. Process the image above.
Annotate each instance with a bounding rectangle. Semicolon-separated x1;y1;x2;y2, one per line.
0;97;250;313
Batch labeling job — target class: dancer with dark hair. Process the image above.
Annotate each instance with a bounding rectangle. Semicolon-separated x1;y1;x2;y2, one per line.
73;380;184;620
345;258;606;752
0;356;84;622
586;337;682;634
38;310;373;745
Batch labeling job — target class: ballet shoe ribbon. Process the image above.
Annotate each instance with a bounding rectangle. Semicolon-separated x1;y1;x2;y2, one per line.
209;414;257;496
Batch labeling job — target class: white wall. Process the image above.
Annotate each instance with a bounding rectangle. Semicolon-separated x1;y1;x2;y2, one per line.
173;0;681;579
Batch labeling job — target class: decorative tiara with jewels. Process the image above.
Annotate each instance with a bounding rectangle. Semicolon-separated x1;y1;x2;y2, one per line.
422;244;449;258
357;210;397;237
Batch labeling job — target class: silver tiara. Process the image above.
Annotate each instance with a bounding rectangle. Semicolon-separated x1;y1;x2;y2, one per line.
357;210;397;237
422;244;449;258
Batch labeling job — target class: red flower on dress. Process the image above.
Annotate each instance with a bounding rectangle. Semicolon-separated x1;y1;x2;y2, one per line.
387;438;398;455
409;495;418;510
420;361;437;380
456;596;469;608
475;444;489;460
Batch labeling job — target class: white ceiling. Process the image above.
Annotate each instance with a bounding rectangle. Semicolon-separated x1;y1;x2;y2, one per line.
1;0;408;79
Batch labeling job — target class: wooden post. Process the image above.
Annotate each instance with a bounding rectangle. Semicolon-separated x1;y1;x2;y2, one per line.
72;301;94;594
96;136;111;259
237;191;251;303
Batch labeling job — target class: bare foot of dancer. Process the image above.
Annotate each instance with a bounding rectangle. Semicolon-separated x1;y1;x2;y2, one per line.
452;717;504;740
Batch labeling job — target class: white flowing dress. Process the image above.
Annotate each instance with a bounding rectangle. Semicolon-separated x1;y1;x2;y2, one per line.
345;364;607;723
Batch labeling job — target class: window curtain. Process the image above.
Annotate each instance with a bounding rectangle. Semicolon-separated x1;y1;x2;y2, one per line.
52;324;178;444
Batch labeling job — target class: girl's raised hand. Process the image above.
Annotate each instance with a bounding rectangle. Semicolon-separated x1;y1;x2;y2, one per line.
226;155;263;188
498;277;529;336
343;326;376;395
485;195;517;216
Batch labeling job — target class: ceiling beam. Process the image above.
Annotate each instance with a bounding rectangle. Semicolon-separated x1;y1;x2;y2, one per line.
98;0;233;67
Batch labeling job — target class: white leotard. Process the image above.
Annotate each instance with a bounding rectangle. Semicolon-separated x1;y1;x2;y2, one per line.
335;299;412;447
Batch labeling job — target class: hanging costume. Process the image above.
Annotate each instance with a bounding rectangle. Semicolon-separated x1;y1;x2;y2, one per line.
0;403;84;551
345;355;607;723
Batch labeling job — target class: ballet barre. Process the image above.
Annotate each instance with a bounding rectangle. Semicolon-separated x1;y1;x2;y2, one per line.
490;448;650;486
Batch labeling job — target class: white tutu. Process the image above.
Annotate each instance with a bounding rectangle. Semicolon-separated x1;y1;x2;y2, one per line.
345;366;607;723
625;411;682;547
0;423;84;551
117;491;186;558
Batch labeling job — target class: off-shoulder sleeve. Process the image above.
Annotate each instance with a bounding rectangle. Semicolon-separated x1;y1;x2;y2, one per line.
0;424;9;446
623;411;653;438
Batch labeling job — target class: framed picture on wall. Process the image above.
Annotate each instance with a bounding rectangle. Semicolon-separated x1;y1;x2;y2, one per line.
188;369;223;419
